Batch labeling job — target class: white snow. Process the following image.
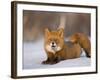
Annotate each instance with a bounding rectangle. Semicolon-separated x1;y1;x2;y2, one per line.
23;39;91;69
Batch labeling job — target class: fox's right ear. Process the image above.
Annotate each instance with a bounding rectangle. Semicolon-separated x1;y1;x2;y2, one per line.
58;28;64;38
45;28;50;36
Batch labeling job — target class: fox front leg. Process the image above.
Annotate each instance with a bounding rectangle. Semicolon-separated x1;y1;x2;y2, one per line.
42;58;51;64
42;56;59;65
49;56;61;64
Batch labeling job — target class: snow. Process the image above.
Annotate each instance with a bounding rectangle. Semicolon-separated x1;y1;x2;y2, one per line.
23;39;91;69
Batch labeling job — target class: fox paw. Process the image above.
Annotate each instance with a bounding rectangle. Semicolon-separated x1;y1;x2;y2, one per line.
42;60;50;64
49;61;58;64
42;60;58;65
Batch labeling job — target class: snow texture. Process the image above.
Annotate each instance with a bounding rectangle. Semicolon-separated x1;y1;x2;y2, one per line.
23;39;91;69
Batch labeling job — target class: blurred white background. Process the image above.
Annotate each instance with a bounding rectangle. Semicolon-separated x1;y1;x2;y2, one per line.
0;0;100;80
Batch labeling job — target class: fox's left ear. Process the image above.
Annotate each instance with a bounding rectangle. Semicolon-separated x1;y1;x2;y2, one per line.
58;28;64;38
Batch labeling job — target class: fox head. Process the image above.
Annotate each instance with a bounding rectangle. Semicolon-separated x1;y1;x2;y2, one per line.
44;28;64;54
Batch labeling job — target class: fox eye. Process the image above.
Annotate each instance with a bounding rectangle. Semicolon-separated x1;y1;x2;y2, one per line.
55;40;58;43
48;39;52;42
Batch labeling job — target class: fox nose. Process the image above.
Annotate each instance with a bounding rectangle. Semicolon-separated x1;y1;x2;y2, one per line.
52;42;54;45
51;42;56;47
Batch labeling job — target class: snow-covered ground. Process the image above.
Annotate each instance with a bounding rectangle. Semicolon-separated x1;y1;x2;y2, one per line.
23;39;91;69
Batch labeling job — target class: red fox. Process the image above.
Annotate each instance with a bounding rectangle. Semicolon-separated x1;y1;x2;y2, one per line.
42;28;82;64
69;33;91;58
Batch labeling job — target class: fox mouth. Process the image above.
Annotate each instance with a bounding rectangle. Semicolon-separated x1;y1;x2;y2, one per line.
51;46;57;51
50;42;58;50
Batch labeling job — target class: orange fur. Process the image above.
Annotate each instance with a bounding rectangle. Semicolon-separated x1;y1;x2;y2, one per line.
42;28;82;64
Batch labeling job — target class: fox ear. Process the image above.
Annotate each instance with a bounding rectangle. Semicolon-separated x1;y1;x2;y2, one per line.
45;28;50;36
58;28;64;37
75;33;81;38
